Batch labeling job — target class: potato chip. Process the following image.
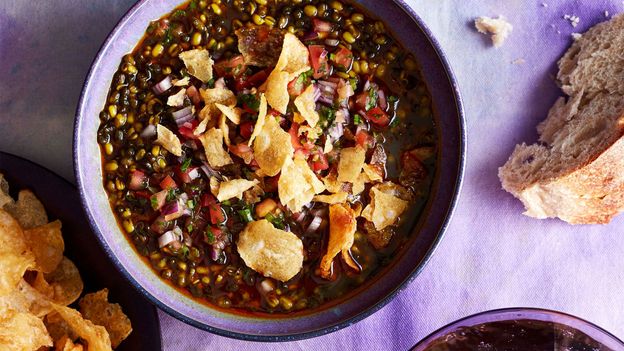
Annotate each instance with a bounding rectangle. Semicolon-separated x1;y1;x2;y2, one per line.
294;84;320;127
199;85;236;120
253;115;294;177
337;147;366;183
215;103;241;125
0;210;35;295
264;70;290;114
173;76;190;87
24;220;64;273
198;128;233;168
298;124;322;141
166;88;186;107
193;114;212;136
0;308;52;350
275;33;311;77
215;179;259;202
362;164;384;182
279;157;325;212
56;335;85;351
294;157;325;194
45;311;75;343
248;94;267;146
3;190;48;229
44;257;83;306
155;124;183;157
219;114;231;147
179;49;214;83
323;138;333;154
51;304;112;351
351;172;368;196
16;279;53;317
79;289;132;348
361;183;409;230
322;172;346;194
313;191;349;204
0;173;12;208
320;204;358;278
237;220;303;282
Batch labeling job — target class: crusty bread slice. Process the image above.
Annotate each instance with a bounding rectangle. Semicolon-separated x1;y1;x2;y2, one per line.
499;92;624;224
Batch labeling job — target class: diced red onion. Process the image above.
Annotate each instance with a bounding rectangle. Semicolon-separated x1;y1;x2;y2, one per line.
358;109;368;118
294;211;307;222
214;77;226;89
186;85;201;106
153;76;173;94
182;232;193;246
312;84;321;102
140;124;157;139
302;31;319;41
318;94;334;105
158;227;183;248
200;162;222;180
328;122;344;141
363;80;371;92
378;89;387;110
318;80;338;89
325;39;340;47
172;106;194;126
210;246;221;261
259;279;275;294
313;19;333;33
306;216;323;233
187;167;201;180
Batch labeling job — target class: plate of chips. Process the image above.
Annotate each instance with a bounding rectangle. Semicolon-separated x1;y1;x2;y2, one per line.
0;152;161;350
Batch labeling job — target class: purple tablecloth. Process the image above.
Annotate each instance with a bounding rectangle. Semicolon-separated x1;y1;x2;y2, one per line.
2;1;624;350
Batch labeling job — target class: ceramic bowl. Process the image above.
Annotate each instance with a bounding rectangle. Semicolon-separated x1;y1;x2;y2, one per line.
74;0;465;341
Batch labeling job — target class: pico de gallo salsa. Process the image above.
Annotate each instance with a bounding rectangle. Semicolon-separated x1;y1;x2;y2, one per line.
97;0;436;315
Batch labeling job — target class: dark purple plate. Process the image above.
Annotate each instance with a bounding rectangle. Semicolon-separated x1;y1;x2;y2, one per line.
74;0;465;341
0;152;162;351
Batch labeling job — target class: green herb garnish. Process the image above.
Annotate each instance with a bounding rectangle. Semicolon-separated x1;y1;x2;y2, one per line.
166;188;177;202
238;94;260;111
238;208;254;223
354;114;362;125
150;196;159;210
205;228;216;244
366;87;378;111
265;212;285;230
180;158;192;172
318;106;336;128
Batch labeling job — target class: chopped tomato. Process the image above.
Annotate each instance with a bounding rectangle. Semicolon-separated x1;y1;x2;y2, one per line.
159;175;178;190
201;193;217;207
134;190;152;199
214;55;247;78
128;170;147;190
331;47;353;71
229;143;254;164
205;226;223;244
186;85;201;106
208;203;226;225
287;72;309;96
178;119;199;140
288;123;303;149
239;121;254;140
177;166;200;183
355;130;375;149
364;107;390;127
309;149;329;172
309;45;330;79
235;69;269;91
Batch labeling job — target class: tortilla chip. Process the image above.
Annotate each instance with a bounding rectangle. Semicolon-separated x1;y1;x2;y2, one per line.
24;220;64;273
199;86;236;120
237;220;303;282
193;115;211;136
0;210;35;295
363;164;384;182
16;279;53;317
0;174;12;208
179;49;214;83
275;33;311;77
294;84;319;127
4;190;48;229
219;114;231;147
320;203;358;278
265;70;290;114
79;289;132;348
51;304;112;351
215;103;241;125
198;128;233;168
313;191;349;204
0;309;52;350
166;89;186;107
215;179;259;202
248;94;268;146
155;124;183;157
337;147;366;183
173;76;191;87
322;172;345;194
361;183;409;230
44;257;83;306
253;115;294;177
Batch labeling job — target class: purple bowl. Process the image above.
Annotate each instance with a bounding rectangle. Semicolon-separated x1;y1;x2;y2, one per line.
73;0;465;341
412;308;624;350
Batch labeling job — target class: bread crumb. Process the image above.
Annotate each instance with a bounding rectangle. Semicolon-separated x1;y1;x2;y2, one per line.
474;16;513;48
512;58;526;65
571;32;582;41
563;14;580;28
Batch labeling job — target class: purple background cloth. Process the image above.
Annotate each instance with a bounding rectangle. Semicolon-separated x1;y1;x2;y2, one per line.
2;0;624;350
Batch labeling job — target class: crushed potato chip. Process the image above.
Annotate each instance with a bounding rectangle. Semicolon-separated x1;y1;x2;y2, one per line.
248;94;267;146
237;220;303;282
253;115;294;177
79;289;132;348
337;147;366;183
319;204;359;279
275;33;311;77
215;179;259;202
278;157;325;212
215;103;241;125
193;115;211;136
24;220;64;273
199;85;236;120
351;173;368;195
298;124;322;141
313;191;349;204
173;76;190;87
44;257;84;306
361;183;409;230
219;114;231;147
179;49;214;83
362;164;384;182
166;89;186;107
155;124;183;157
322;171;345;194
3;190;48;229
294;84;320;127
294;157;325;194
16;279;53;317
264;70;290;114
56;335;84;351
323;138;333;154
0;308;52;350
51;304;112;351
0;210;35;295
199;128;233;168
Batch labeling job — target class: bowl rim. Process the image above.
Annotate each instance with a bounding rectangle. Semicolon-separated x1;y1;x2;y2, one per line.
411;307;624;350
73;0;466;341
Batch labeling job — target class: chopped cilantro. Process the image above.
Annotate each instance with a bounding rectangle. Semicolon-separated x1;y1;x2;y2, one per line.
349;78;358;91
180;158;192;172
162;27;173;45
388;95;399;103
172;9;186;19
179;245;190;258
221;199;231;206
150;196;159;210
237;94;260;111
205;228;216;244
265;212;285;230
187;224;194;233
206;78;215;88
366;87;378;111
166;188;177;202
186;199;195;209
353;114;362;125
390;118;400;128
238;208;254;223
188;1;198;10
318;106;336;128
